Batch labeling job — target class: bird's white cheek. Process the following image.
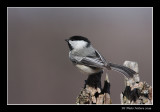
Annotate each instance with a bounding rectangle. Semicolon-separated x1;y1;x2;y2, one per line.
69;40;87;49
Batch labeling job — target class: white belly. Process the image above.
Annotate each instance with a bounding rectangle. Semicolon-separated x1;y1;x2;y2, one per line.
76;64;101;75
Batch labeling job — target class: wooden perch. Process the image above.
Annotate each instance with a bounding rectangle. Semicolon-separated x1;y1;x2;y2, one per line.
76;61;152;104
76;71;111;104
120;61;152;104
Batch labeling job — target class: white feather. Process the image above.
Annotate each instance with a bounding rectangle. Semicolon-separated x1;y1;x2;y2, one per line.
69;40;87;49
76;64;101;75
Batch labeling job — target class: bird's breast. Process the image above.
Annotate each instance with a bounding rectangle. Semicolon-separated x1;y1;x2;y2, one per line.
75;64;102;75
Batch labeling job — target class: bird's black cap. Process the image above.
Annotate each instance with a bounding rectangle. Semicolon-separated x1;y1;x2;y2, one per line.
68;36;91;44
65;36;91;50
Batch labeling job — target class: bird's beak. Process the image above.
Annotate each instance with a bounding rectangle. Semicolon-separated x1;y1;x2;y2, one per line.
65;39;69;42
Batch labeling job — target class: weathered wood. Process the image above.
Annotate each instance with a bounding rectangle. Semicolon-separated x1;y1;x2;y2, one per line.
76;61;152;104
121;61;152;104
76;71;111;104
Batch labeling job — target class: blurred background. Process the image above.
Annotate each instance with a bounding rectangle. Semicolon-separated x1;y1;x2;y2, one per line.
8;8;152;104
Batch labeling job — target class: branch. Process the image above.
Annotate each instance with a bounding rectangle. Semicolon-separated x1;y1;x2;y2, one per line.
120;61;152;104
76;61;152;104
76;71;111;104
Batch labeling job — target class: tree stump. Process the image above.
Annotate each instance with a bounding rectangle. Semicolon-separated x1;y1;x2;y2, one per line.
120;61;152;104
76;71;112;104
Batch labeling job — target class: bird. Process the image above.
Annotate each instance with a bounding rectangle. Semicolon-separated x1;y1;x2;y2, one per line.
65;36;136;78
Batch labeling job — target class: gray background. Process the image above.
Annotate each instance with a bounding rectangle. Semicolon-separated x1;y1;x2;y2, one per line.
8;8;152;104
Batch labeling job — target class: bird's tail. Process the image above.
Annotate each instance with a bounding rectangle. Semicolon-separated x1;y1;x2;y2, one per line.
107;63;136;78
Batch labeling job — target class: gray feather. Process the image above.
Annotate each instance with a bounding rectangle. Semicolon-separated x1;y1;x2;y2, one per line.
108;63;136;78
69;45;136;78
69;46;107;68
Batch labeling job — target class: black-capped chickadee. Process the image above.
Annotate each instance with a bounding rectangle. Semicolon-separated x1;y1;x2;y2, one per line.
65;36;136;78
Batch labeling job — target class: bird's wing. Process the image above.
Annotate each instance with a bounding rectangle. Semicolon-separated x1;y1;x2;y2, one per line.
94;49;108;64
80;56;105;68
70;50;106;68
